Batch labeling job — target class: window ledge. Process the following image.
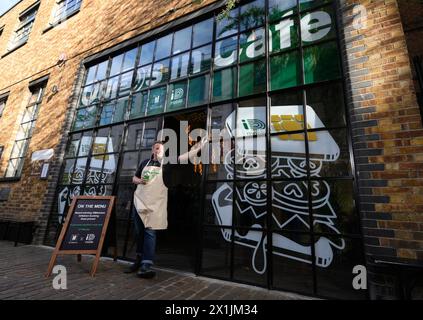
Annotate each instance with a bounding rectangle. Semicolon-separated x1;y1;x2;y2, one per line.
1;41;28;59
0;177;21;183
42;9;81;34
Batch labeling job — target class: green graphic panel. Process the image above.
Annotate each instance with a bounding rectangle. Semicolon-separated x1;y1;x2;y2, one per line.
304;41;340;84
148;86;167;115
270;51;301;91
168;81;187;111
239;59;266;97
213;67;237;102
188;75;210;107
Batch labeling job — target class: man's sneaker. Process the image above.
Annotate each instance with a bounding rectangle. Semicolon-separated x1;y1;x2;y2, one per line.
124;255;141;274
137;263;156;279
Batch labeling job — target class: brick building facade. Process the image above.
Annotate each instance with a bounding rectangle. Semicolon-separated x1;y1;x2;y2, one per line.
0;0;422;299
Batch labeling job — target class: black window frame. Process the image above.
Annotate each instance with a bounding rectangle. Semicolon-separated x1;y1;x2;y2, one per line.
45;0;366;300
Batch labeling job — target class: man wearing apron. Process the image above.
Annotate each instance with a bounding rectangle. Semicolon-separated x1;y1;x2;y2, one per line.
125;138;207;278
126;141;168;278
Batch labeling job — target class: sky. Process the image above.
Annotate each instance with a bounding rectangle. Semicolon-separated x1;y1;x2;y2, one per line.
0;0;20;16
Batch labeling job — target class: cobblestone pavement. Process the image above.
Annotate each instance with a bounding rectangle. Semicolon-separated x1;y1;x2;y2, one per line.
0;241;315;300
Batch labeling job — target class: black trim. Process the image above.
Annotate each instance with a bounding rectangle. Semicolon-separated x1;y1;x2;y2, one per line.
29;74;49;88
42;8;81;34
19;0;40;17
82;0;227;65
0;91;9;100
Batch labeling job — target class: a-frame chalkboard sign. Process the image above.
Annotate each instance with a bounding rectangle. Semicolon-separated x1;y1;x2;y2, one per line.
46;196;115;277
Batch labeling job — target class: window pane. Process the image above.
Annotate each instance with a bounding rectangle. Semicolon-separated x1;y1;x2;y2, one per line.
201;227;231;279
239;0;265;32
99;101;114;126
134;65;152;90
311;180;359;235
129;91;148;119
85;66;96;85
110;54;124;77
304;41;341;84
155;34;172;61
190;45;212;75
216;8;238;39
73;157;87;184
214;36;238;68
118;71;134;97
113;97;129;123
235;100;267;179
233;237;267;286
123;48;138;72
170;53;190;80
167;81;187;111
193;18;213;47
110;125;124;152
269;17;299;54
269;0;297;22
61;159;76;184
104;76;119;101
239;28;265;63
125;123;144;151
148;86;167;115
139;41;155;65
93;128;109;155
151;59;170;86
65;134;81;158
173;26;192;54
212;67;236;102
238;59;266;97
301;6;335;44
272;181;310;232
272;232;314;295
270;51;301;90
316;237;366;300
300;0;331;12
188;74;210;107
306;82;346;129
95;61;108;81
78;132;93;156
312;129;351;177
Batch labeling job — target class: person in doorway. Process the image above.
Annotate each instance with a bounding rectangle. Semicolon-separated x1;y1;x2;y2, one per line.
125;138;207;278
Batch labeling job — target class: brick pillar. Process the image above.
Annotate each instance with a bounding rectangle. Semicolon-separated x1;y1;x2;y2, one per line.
32;62;86;245
339;0;423;299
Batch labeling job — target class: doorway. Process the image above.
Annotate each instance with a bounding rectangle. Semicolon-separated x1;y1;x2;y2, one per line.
155;109;207;272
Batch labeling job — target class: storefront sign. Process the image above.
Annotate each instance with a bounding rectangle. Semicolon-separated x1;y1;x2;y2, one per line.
46;196;115;277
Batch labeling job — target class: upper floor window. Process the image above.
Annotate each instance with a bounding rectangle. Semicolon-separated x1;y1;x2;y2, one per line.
0;26;4;38
0;146;4;161
7;2;39;52
51;0;82;25
0;97;7;117
5;80;47;178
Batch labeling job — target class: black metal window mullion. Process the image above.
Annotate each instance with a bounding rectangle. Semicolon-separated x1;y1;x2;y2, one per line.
296;0;318;296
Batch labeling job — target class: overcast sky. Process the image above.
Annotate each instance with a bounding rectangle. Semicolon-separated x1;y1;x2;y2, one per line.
0;0;19;16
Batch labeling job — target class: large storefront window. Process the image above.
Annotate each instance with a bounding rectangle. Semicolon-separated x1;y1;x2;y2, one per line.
45;0;364;299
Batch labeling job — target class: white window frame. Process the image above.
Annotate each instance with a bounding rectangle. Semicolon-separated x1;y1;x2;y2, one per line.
7;2;40;52
50;0;82;25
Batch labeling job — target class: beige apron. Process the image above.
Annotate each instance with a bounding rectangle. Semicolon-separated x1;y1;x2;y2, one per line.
133;160;168;230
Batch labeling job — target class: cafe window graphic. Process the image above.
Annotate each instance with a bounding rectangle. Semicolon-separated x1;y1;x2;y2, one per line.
212;106;345;274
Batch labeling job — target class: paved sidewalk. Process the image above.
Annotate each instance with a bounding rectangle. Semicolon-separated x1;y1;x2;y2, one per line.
0;241;313;300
